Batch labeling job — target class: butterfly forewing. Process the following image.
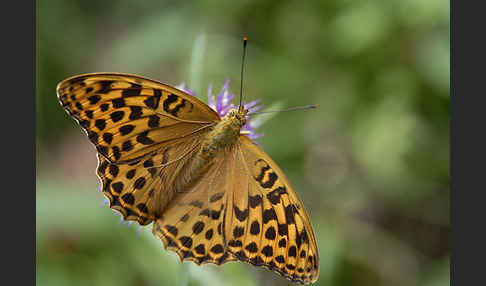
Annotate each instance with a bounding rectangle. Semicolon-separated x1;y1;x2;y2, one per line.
57;73;220;225
57;73;220;164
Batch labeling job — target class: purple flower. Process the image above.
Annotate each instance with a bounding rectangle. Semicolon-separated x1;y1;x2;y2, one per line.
176;80;264;140
175;83;194;96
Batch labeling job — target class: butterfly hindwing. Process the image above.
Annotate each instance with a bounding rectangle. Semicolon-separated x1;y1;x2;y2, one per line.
97;134;204;225
57;73;220;164
223;136;320;284
152;152;236;265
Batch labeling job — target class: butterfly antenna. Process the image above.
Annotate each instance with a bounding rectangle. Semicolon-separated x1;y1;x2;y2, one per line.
248;104;318;115
238;37;248;112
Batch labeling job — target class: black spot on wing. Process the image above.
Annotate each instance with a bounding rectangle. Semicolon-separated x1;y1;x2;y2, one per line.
98;160;109;175
234;250;247;260
171;99;186;116
129;106;143;120
210;192;224;203
108;164;119;177
112;146;121;160
210;244;224;254
88;95;101;105
79;120;90;129
192;221;204;234
288;246;297;257
284;204;298;225
265;226;276;240
233;226;244;238
229;240;243;247
296;229;309;249
266;186;287;204
122;140;133;152
261;246;273;257
111;182;123;194
112;97;125;108
110;111;124;122
195;244;205;255
143;159;154;168
85;110;94;119
88;131;98;143
122;83;142;97
254;161;270;183
68;77;84;85
249;195;262;208
260;172;278;189
162;93;186;117
179;236;193;248
148;115;160;128
136;203;148;214
199;208;221;220
278;224;288;236
136;131;155;145
234;206;249;222
245;242;258;253
103;132;113;144
119;124;135;135
163;94;178;115
286;264;296;270
134;177;146;189
205;229;213;240
263;208;277;224
300;250;306;258
121;193;135;205
98;81;114;93
144;89;162;109
189;201;203;208
250;221;260;235
95;119;106;131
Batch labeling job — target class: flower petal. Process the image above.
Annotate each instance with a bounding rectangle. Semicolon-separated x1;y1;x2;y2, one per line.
176;82;194;96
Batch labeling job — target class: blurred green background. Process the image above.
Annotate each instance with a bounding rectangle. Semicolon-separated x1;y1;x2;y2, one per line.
36;1;449;285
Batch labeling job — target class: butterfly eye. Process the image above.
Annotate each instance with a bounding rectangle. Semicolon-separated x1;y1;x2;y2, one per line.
240;114;247;126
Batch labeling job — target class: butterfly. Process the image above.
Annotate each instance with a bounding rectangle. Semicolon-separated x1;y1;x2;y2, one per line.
57;72;320;284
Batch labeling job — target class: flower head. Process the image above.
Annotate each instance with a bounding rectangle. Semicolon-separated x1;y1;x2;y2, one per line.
176;80;264;140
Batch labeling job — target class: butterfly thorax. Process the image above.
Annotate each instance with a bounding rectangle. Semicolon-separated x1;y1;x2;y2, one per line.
173;109;247;194
199;108;247;161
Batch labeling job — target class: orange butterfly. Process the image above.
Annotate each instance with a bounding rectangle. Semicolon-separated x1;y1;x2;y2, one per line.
56;42;319;286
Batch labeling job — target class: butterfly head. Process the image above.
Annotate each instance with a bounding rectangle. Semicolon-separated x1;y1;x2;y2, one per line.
225;108;248;130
